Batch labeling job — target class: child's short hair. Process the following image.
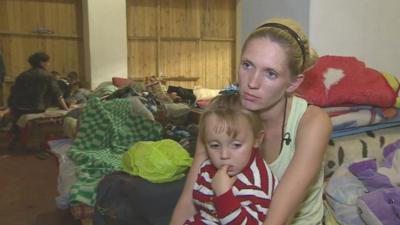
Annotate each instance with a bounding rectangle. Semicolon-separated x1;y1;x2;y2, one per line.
198;93;263;144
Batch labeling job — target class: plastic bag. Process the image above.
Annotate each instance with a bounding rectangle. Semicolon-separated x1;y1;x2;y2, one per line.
122;139;192;183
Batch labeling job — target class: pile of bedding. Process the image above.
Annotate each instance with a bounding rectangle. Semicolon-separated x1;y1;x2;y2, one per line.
296;55;400;225
297;55;400;138
54;77;199;220
325;139;400;225
67;97;164;206
55;66;399;223
296;55;400;173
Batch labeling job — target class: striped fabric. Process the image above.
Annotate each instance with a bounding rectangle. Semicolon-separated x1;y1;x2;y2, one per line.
186;151;278;225
67;97;163;206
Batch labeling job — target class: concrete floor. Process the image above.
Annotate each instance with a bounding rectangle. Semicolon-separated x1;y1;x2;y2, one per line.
0;131;81;225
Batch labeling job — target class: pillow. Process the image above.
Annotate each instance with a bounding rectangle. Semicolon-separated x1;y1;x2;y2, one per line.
112;77;131;88
296;55;399;108
193;86;220;100
381;71;400;108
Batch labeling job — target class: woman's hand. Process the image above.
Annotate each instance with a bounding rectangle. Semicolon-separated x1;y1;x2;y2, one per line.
212;165;237;196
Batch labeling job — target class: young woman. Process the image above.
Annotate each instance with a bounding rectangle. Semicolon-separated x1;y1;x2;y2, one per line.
170;18;332;225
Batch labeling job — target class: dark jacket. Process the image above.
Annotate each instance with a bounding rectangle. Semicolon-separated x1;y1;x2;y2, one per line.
8;68;63;111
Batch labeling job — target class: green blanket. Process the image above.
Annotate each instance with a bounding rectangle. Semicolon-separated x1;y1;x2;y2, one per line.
67;97;163;206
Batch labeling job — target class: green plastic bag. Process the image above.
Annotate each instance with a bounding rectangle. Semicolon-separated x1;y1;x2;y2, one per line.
122;139;193;183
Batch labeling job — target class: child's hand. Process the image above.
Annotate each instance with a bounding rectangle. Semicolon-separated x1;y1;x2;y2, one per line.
212;165;236;196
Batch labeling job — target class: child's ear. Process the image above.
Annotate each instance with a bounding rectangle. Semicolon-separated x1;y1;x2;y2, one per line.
253;130;265;148
286;74;304;93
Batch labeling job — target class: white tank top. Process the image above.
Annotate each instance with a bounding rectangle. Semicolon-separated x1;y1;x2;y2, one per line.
269;96;324;225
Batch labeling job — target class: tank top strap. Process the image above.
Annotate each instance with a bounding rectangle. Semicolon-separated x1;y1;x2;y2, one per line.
269;96;308;179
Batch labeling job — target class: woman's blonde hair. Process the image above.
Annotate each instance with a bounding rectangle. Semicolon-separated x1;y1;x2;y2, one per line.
198;93;263;145
242;18;318;76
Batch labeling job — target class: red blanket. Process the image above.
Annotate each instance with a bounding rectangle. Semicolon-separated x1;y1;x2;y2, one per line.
296;55;399;107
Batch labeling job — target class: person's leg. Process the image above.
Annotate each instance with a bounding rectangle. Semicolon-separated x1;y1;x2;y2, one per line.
8;109;23;151
132;176;186;225
95;171;148;225
95;171;186;225
8;108;45;151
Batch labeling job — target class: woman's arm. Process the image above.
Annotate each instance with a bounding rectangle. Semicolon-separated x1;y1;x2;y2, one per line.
169;138;208;225
263;106;332;225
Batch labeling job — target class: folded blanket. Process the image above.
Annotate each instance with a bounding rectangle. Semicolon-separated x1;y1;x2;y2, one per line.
296;55;400;108
349;140;400;225
67;97;163;206
357;187;400;225
324;105;400;132
325;163;366;225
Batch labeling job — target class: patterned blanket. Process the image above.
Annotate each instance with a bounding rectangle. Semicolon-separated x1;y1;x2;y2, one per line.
67;97;163;206
325;105;400;138
324;126;400;178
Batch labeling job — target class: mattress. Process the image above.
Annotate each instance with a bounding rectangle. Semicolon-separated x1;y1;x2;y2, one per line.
325;125;399;177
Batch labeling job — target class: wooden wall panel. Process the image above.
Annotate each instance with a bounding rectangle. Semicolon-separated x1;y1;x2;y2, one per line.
127;0;157;37
203;0;236;39
0;0;41;33
0;37;43;76
43;38;82;74
0;0;80;35
0;0;83;106
0;35;45;105
159;41;201;87
128;40;157;78
202;41;235;89
0;13;82;77
127;0;236;89
0;36;82;77
42;0;81;36
0;2;8;30
159;0;201;38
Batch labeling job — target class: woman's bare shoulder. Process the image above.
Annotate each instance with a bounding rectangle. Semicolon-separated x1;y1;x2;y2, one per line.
297;105;332;144
302;105;331;128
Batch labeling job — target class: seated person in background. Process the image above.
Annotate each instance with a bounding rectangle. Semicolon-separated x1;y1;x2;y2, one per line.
7;52;69;148
51;70;69;98
50;70;87;106
184;93;278;225
64;71;91;105
66;71;79;87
